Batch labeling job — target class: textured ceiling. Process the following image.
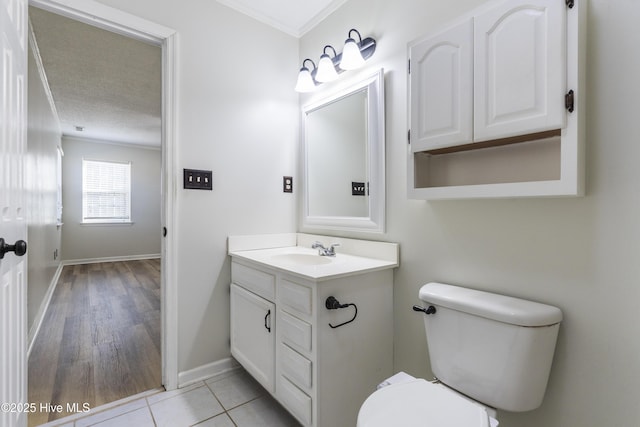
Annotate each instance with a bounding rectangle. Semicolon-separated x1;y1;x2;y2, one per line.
29;7;162;147
28;2;338;147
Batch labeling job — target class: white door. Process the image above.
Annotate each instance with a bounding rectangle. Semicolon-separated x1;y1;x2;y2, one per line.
409;19;473;151
230;284;275;393
1;0;28;426
474;0;566;142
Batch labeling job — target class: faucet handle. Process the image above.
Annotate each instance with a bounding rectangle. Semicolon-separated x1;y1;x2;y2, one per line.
327;243;340;255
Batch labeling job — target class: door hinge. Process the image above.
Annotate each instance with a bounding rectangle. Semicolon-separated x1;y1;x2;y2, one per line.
566;0;574;8
407;59;411;74
565;90;575;113
408;129;411;144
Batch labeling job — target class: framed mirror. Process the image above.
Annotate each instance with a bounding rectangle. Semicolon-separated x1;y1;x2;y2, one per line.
302;69;385;233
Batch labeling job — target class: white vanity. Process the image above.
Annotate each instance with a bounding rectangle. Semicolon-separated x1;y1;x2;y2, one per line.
228;233;398;427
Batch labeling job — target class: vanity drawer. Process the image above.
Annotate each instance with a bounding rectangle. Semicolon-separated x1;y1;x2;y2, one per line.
278;375;312;426
231;261;275;301
280;311;312;353
280;343;312;390
280;279;312;316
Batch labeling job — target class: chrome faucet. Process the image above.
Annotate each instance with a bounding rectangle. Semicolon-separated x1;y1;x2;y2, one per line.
312;241;340;257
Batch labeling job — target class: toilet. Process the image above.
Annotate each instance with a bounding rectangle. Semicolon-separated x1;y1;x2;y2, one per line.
357;282;563;426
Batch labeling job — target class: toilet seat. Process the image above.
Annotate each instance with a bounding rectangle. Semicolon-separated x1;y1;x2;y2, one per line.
357;379;491;427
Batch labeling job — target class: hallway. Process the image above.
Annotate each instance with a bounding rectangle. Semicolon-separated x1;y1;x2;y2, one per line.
28;259;161;426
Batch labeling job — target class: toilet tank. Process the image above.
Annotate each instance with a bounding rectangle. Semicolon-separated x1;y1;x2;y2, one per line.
418;283;562;412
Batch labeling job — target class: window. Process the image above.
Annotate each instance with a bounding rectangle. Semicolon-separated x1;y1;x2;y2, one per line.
82;159;131;223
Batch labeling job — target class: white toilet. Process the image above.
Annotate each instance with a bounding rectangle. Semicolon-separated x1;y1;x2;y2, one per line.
357;282;563;427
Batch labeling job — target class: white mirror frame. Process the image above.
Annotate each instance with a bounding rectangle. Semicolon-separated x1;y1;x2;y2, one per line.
302;68;385;233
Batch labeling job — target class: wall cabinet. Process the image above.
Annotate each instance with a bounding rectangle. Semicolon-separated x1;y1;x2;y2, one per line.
474;0;565;142
409;19;473;151
408;0;585;199
230;259;393;427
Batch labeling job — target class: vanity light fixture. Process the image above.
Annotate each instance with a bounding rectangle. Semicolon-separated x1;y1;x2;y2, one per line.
295;58;317;93
316;45;339;83
340;29;369;70
294;28;376;92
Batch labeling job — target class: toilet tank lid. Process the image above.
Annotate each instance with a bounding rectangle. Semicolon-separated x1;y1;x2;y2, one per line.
419;283;562;327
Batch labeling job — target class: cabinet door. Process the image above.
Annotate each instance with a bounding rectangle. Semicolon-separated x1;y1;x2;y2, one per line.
474;0;565;141
230;284;275;393
409;19;473;151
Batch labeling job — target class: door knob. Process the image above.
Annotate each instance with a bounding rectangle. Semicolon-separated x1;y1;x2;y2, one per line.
0;238;27;259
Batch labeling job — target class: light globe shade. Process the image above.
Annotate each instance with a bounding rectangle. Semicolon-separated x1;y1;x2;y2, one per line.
295;68;316;92
340;38;365;70
316;54;339;82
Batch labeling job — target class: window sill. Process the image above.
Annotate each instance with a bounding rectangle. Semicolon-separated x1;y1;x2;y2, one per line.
80;222;135;226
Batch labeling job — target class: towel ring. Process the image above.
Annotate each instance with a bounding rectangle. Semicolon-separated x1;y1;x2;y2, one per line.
325;296;358;329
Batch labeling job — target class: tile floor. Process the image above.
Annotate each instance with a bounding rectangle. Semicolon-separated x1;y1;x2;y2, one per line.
35;369;301;427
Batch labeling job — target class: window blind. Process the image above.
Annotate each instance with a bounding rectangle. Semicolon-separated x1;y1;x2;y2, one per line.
82;159;131;223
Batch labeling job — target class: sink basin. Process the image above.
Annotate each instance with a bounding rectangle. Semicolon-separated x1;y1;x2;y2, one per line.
270;253;333;266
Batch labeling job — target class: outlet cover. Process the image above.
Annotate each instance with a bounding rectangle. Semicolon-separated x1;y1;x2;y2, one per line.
283;176;293;193
184;169;213;190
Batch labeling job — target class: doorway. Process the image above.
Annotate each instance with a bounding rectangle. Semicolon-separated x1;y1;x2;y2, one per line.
25;0;178;423
27;260;162;425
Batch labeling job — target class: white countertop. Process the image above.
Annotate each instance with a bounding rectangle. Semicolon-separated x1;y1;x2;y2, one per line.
229;245;398;281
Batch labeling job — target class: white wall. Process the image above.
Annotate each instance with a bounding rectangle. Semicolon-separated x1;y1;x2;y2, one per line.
299;0;640;426
61;137;161;261
94;0;299;373
26;41;62;332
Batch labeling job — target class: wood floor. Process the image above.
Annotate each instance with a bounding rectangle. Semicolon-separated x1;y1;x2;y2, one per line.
28;259;162;426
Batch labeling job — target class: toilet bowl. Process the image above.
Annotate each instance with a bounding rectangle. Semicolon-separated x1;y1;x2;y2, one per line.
357;376;497;427
357;282;562;426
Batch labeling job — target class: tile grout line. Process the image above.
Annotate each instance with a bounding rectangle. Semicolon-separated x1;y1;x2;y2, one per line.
42;371;286;427
144;397;158;427
201;378;239;427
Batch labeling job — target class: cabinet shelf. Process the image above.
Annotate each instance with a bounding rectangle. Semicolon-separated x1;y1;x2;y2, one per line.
410;132;583;199
420;129;561;156
413;134;561;189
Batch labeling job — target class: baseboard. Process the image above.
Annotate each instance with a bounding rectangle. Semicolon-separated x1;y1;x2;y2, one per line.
62;253;161;266
28;262;64;358
178;357;241;388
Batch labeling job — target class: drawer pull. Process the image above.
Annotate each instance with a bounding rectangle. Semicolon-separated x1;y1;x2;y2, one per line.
265;309;272;333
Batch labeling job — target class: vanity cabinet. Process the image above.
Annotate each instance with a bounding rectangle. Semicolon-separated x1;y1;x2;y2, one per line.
230;283;275;393
408;0;585;199
229;258;393;427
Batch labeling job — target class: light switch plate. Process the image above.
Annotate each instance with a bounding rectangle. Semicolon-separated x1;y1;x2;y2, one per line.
184;169;212;190
352;181;366;196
